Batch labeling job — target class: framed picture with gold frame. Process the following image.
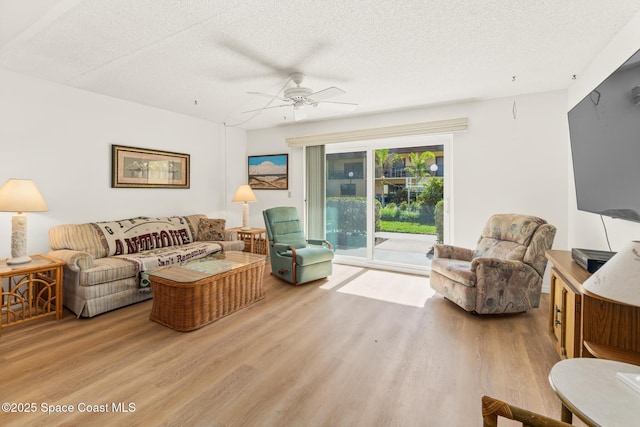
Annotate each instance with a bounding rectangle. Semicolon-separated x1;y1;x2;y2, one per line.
112;145;190;188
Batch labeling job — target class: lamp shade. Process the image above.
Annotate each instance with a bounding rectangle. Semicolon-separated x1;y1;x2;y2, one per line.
232;185;257;203
582;240;640;307
0;179;48;212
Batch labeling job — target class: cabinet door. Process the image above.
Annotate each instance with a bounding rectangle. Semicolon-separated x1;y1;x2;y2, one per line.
550;271;564;356
549;270;580;359
562;286;578;358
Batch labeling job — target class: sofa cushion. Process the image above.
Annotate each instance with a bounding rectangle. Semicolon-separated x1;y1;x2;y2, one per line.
79;257;139;287
184;214;207;240
198;218;226;241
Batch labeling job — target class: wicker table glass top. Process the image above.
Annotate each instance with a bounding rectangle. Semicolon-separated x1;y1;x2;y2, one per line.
149;251;266;283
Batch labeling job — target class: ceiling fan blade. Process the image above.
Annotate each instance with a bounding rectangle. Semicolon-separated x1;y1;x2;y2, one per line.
310;86;346;101
218;39;290;75
242;104;290;114
317;100;358;112
247;91;287;102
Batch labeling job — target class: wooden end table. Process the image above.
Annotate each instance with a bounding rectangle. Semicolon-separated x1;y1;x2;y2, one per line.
0;254;65;336
229;227;269;255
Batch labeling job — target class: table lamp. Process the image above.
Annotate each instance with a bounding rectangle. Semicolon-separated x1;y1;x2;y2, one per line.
582;240;640;394
232;184;256;231
582;240;640;307
0;178;49;264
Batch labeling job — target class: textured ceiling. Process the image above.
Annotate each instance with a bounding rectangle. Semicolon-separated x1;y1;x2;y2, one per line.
1;0;640;130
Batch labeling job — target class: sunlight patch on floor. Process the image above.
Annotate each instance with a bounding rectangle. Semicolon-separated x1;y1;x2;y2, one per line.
336;269;435;307
319;264;367;290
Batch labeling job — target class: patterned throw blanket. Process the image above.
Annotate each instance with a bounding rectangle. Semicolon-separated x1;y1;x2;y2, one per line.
93;216;221;290
117;242;222;291
94;216;195;256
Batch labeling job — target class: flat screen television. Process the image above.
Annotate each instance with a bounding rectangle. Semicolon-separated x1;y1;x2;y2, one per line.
568;47;640;222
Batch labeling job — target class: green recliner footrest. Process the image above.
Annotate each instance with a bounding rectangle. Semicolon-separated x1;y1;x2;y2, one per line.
280;247;334;266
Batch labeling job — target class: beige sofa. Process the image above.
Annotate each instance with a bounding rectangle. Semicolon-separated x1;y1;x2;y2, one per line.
48;214;243;318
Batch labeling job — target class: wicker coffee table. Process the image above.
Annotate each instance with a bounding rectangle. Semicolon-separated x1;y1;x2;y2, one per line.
148;251;266;331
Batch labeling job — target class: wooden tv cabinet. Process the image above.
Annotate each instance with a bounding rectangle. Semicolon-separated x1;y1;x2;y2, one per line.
546;250;640;365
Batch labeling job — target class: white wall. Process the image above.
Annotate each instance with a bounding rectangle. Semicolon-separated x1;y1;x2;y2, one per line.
0;69;244;258
224;124;251;226
567;10;640;252
247;90;570;251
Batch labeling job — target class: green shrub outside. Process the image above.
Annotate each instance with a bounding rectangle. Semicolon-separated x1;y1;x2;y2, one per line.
435;199;444;243
374;199;382;232
326;197;368;235
419;178;444;207
380;221;436;234
399;210;420;222
380;202;398;220
380;199;435;223
417;178;444;223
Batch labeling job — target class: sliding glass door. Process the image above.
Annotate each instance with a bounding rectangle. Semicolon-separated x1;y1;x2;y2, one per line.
325;149;368;259
324;135;450;273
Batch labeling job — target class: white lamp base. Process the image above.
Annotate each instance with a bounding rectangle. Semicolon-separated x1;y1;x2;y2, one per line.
241;202;251;231
8;213;31;264
7;255;32;265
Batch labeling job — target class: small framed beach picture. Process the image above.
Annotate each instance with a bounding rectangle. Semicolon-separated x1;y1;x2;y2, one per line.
248;154;288;190
112;145;190;188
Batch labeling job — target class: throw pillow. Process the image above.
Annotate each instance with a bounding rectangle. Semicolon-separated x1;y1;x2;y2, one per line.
198;218;226;241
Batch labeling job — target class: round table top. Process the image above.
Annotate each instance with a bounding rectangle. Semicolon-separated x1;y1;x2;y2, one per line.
549;358;640;427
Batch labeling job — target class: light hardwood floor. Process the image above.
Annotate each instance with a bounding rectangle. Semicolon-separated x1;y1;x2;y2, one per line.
1;263;572;426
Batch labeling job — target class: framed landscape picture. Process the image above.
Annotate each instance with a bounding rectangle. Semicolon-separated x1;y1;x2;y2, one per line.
112;145;190;188
248;154;288;190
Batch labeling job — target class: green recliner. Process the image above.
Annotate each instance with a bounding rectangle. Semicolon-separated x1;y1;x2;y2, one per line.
263;207;334;285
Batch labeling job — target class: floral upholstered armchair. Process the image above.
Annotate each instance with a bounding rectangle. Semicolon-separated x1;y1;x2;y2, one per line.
430;214;556;314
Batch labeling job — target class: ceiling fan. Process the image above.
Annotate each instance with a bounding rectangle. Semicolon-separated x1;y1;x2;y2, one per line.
243;72;358;121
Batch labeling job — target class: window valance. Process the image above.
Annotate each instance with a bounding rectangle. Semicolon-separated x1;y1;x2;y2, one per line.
286;117;468;147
